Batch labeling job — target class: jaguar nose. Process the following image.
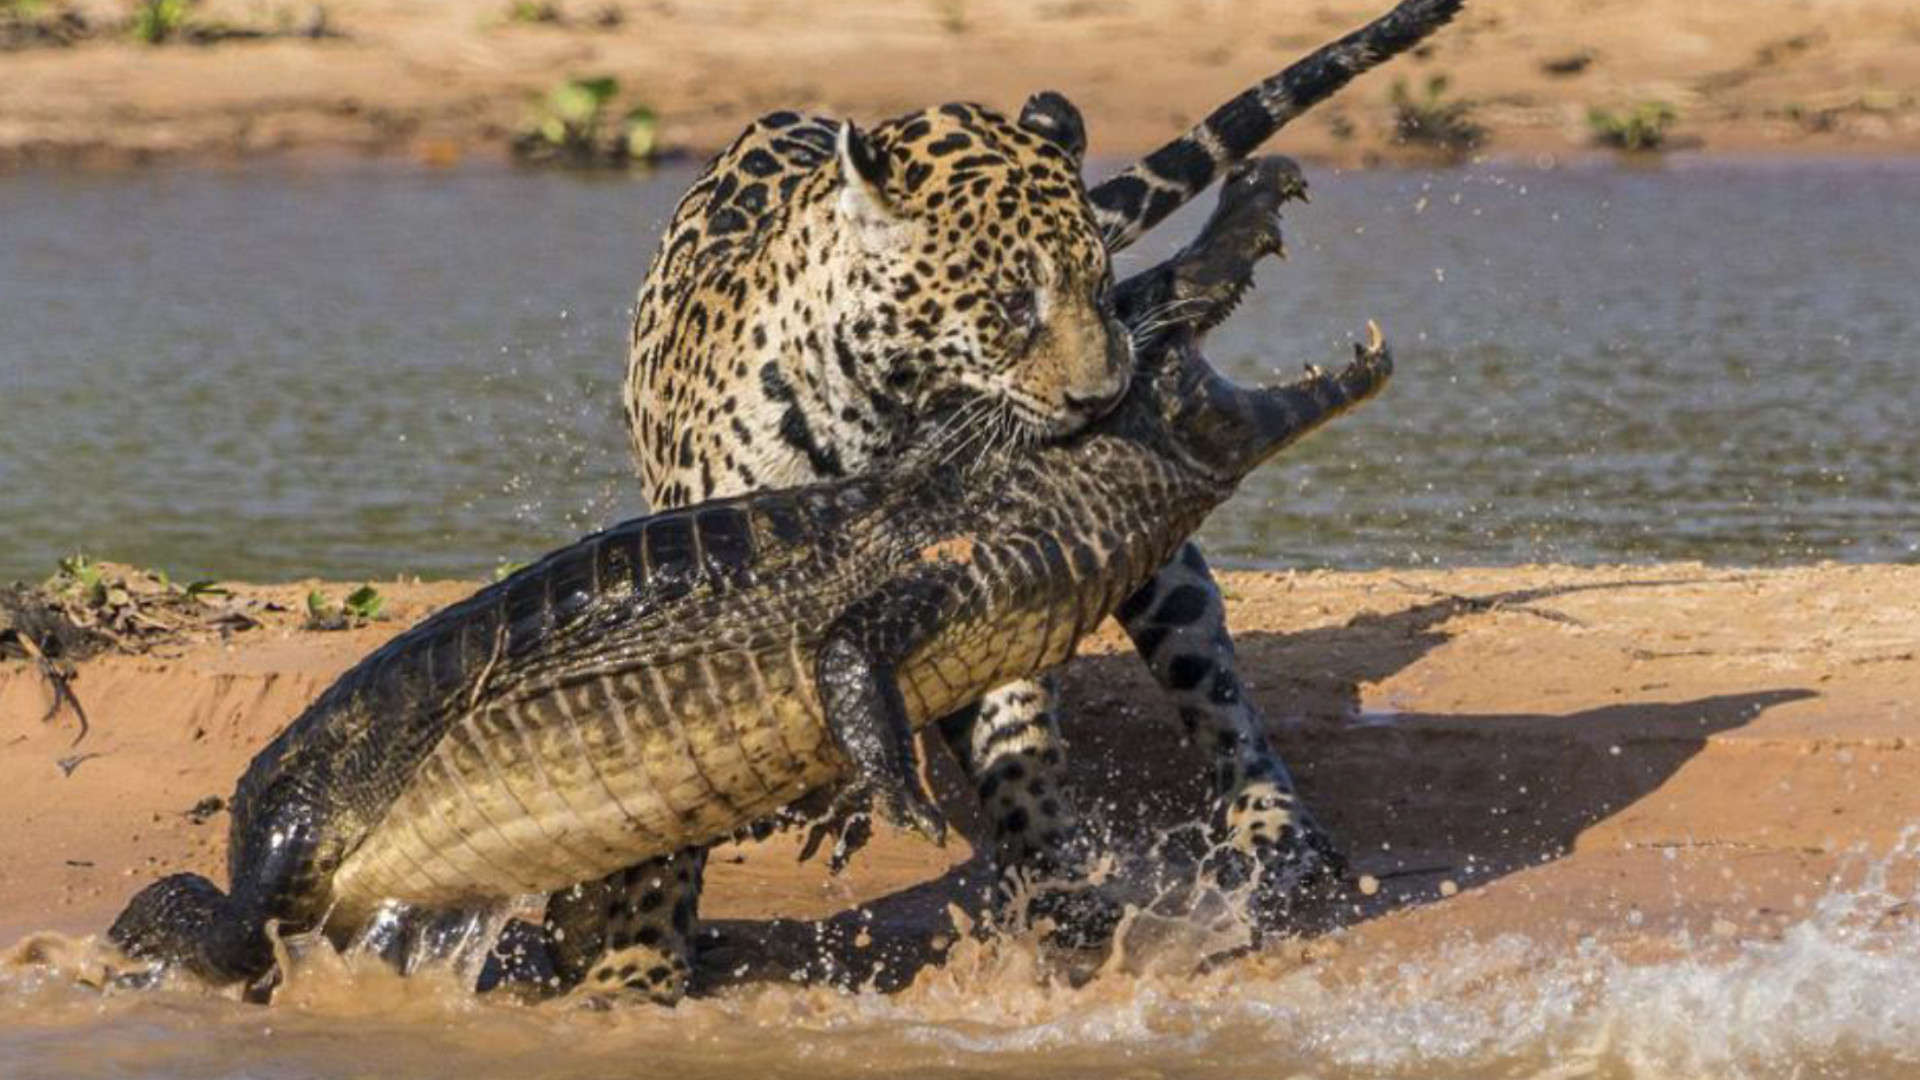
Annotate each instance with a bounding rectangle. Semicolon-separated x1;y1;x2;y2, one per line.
1063;370;1130;420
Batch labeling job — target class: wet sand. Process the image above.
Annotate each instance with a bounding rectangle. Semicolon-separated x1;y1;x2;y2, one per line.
3;562;1914;990
4;0;1920;168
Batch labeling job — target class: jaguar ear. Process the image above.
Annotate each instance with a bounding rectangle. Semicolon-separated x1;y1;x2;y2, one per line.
836;121;895;227
1018;91;1087;164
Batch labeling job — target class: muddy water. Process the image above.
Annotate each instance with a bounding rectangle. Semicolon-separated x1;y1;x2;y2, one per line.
1;160;1916;582
6;845;1920;1079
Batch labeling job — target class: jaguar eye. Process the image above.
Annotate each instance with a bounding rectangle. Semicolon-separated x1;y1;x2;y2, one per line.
999;289;1038;331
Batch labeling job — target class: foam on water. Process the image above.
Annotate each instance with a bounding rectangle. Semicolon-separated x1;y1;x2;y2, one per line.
5;841;1919;1079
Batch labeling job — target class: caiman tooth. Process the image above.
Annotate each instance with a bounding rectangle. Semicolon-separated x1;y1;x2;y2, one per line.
1196;280;1248;336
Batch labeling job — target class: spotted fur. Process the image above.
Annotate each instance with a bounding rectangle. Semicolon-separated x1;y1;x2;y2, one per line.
566;0;1465;1002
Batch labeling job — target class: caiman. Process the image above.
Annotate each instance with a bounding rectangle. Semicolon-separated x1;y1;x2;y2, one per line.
109;157;1395;992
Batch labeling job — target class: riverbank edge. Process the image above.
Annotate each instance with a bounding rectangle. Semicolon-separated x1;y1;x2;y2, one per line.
6;0;1920;173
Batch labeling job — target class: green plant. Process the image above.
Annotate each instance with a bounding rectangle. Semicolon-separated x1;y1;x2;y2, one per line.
1388;74;1487;157
515;75;661;166
129;0;191;43
1587;101;1679;152
183;579;229;600
304;589;332;624
306;584;383;629
541;75;615;146
504;0;560;23
2;0;50;18
49;554;107;604
342;585;384;621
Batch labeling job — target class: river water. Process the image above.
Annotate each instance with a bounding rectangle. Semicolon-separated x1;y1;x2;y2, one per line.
1;159;1915;583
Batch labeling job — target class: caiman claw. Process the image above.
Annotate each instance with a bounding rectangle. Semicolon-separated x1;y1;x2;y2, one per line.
797;771;945;874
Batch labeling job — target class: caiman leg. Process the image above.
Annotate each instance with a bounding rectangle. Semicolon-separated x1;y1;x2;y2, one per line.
811;574;956;846
559;574;961;1003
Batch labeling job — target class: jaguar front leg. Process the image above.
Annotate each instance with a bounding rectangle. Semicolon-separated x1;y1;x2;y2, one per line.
1117;544;1345;928
1109;155;1345;926
935;677;1117;946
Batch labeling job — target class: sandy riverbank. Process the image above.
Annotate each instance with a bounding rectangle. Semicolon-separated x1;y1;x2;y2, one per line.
2;0;1919;169
2;563;1914;991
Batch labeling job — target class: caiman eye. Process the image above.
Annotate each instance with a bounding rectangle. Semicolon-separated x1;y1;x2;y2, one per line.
998;288;1039;332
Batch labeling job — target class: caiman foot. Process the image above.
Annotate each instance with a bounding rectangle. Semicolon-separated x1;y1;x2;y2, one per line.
1112;155;1311;350
801;769;944;863
794;785;879;873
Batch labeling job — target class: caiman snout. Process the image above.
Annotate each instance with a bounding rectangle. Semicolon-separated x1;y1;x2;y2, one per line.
1169;321;1393;482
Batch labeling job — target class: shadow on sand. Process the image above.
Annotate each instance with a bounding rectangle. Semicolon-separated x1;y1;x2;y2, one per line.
556;580;1817;995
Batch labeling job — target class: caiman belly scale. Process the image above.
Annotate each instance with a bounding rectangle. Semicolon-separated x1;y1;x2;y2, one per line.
333;468;1175;915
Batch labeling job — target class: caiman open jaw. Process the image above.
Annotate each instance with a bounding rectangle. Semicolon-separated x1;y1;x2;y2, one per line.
1159;318;1393;486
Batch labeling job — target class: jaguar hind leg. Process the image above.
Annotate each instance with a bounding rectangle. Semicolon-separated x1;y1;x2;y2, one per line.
937;678;1120;946
548;849;703;1005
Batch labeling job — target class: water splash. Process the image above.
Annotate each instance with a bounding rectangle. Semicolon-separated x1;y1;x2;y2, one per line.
5;840;1920;1079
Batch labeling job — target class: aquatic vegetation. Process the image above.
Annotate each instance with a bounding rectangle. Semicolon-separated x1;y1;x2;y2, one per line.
2;556;254;740
1388;73;1486;157
1588;100;1680;152
125;0;340;46
305;585;385;630
490;0;619;30
512;75;661;167
1783;90;1910;135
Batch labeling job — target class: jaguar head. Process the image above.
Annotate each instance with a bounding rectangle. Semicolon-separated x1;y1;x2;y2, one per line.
830;96;1133;443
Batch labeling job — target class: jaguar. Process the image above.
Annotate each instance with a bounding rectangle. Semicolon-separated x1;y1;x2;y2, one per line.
566;0;1466;1002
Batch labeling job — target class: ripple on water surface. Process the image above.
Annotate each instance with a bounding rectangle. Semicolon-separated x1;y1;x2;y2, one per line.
0;160;1916;581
